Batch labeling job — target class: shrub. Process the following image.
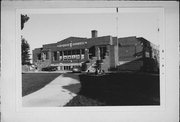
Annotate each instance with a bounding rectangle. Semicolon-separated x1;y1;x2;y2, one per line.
41;66;58;71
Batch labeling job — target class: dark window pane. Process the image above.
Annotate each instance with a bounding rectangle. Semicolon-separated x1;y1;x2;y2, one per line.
64;51;68;55
76;49;80;54
53;51;57;61
81;49;85;54
72;50;75;55
59;51;62;56
68;50;71;55
37;53;41;60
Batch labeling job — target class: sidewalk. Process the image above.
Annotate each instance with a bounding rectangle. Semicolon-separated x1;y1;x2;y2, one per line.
22;74;80;107
23;70;71;74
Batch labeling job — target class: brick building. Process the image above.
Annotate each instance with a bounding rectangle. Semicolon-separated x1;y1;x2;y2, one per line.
32;30;159;72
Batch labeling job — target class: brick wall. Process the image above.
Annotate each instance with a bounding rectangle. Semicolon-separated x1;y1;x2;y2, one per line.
32;48;42;64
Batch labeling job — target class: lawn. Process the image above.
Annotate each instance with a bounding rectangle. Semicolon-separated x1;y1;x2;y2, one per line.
22;73;61;96
22;72;160;106
65;72;160;106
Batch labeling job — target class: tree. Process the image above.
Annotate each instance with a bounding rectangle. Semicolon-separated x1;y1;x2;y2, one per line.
21;38;31;65
21;14;29;30
21;14;30;65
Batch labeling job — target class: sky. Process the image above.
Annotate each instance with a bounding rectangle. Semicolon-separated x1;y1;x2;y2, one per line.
22;8;160;60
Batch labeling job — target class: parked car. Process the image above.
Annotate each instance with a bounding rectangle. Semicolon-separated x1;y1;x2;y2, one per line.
42;66;58;71
72;67;81;73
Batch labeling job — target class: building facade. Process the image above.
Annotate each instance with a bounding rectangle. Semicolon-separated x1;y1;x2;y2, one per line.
33;30;159;72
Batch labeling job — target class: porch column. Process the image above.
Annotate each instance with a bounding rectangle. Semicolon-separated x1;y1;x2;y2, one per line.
57;51;60;61
95;46;101;60
84;48;89;60
62;51;64;61
80;49;82;60
48;50;51;64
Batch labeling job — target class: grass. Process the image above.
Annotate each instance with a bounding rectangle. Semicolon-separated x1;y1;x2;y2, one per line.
65;72;160;106
65;95;106;106
21;72;160;106
22;73;61;96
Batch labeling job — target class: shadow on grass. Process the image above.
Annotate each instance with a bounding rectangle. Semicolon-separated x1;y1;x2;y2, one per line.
65;72;160;106
80;72;160;106
62;83;81;94
62;73;80;81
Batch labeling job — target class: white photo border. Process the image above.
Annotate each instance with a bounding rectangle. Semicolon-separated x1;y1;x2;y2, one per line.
2;1;179;122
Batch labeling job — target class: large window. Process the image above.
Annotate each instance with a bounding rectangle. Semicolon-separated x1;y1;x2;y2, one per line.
61;49;84;60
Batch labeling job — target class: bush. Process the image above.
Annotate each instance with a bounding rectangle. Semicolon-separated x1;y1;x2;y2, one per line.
41;66;58;71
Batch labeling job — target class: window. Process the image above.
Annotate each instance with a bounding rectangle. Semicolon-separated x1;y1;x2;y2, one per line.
68;50;71;55
81;49;85;54
71;50;74;55
59;51;63;61
76;55;80;59
53;51;57;61
64;51;68;55
76;49;80;54
64;66;71;70
37;53;41;60
59;51;62;56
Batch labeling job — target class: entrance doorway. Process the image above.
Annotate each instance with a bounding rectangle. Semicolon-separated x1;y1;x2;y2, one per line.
99;46;107;59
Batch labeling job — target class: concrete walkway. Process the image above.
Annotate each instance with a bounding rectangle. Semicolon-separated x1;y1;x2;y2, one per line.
22;74;80;107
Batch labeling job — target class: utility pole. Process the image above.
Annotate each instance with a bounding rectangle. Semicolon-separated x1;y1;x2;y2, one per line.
116;7;119;67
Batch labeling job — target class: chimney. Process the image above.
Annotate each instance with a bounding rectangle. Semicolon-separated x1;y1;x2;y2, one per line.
91;30;98;38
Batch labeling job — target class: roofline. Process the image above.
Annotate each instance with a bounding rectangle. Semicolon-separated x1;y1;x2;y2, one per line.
118;36;137;39
57;36;87;43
